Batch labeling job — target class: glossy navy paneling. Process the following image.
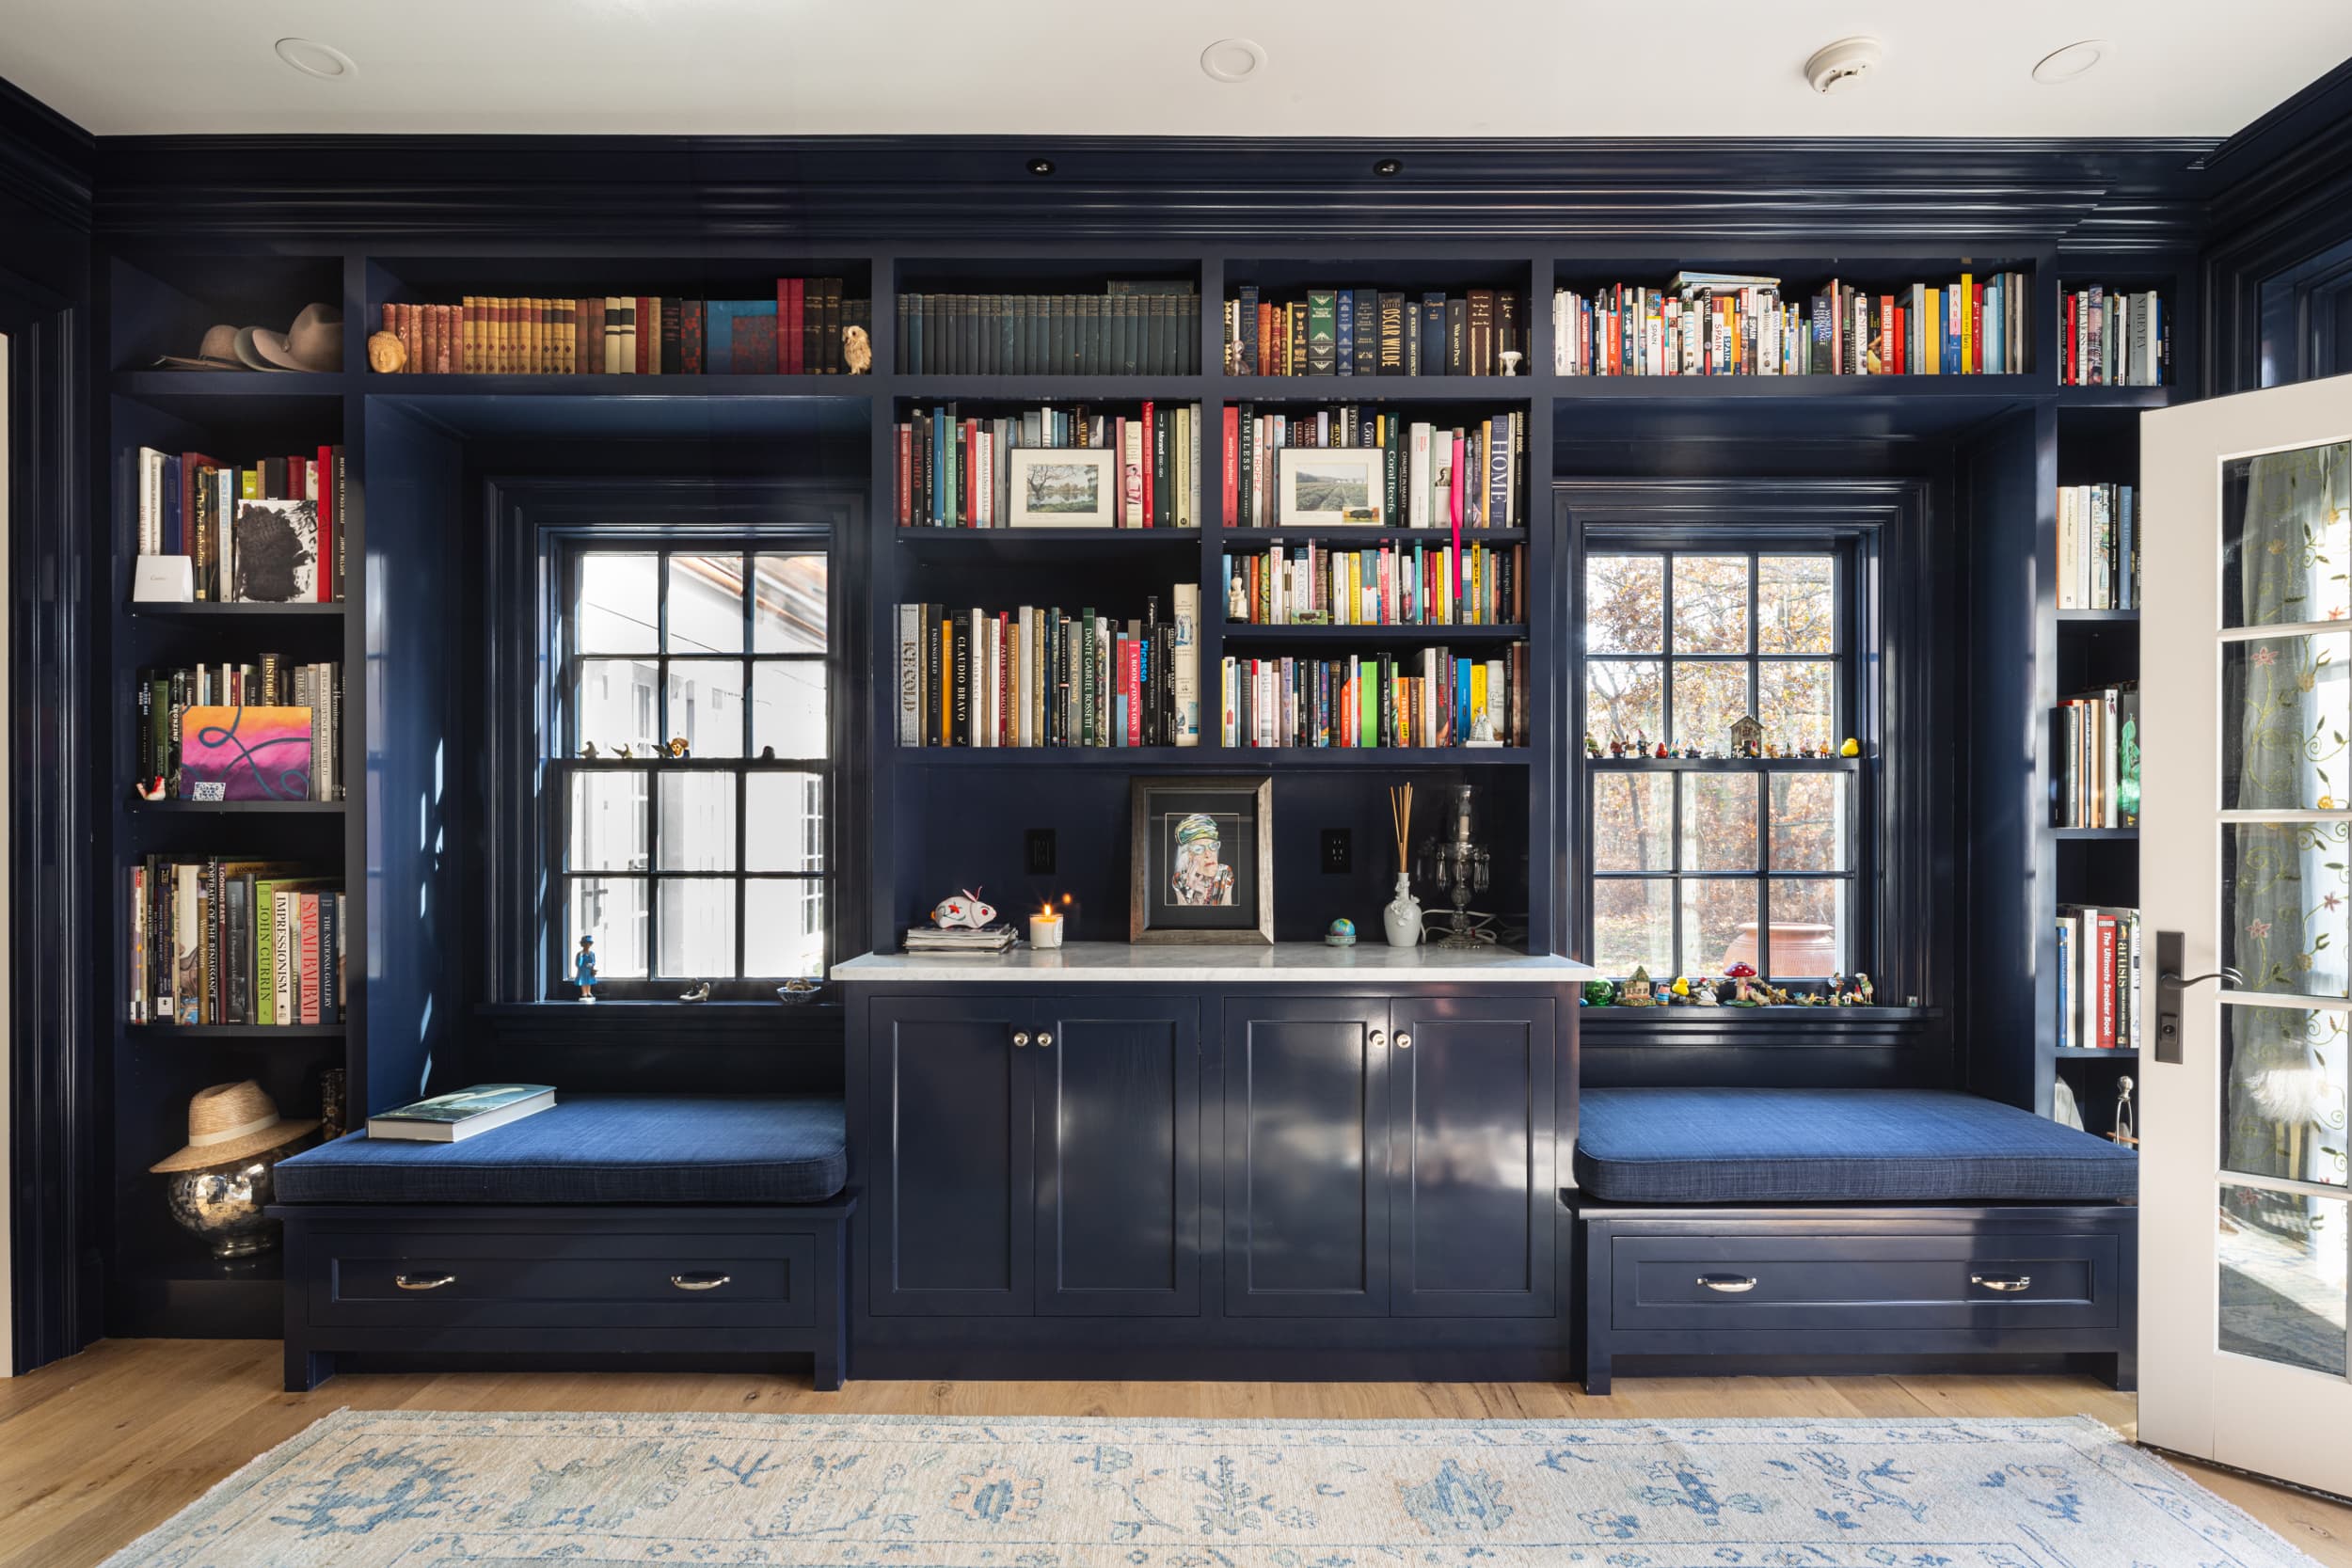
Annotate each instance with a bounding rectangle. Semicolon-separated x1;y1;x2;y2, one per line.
1390;997;1556;1317
1033;995;1200;1316
358;402;453;1117
1220;997;1389;1318
867;996;1031;1316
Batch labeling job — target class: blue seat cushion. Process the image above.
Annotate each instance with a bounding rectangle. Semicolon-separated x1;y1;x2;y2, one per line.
1574;1087;2138;1204
273;1095;846;1205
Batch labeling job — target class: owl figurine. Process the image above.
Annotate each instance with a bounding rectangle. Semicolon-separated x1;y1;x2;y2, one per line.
931;889;997;929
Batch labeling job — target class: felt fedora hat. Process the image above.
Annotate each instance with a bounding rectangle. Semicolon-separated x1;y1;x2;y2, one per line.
151;324;250;372
150;1080;318;1173
249;302;342;373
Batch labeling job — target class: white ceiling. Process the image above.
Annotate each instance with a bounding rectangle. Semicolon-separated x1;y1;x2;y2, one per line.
2;0;2347;139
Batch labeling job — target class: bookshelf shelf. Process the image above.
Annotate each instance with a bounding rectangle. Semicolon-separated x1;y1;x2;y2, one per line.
2056;385;2175;410
113;370;350;399
2055;826;2137;840
1219;623;1528;644
1218;527;1529;545
1218;374;1526;402
124;601;345;618
2055;1047;2139;1060
895;375;1203;401
895;745;1529;768
1543;372;2046;400
127;799;345;815
124;1023;346;1040
2058;609;2139;624
371;372;865;397
896;528;1201;551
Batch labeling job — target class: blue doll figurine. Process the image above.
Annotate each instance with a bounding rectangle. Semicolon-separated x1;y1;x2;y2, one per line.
575;934;598;1003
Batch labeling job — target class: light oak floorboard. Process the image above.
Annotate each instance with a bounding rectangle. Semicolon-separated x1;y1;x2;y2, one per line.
1;1340;2345;1568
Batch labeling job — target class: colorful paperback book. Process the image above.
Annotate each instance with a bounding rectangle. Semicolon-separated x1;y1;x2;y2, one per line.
367;1084;557;1143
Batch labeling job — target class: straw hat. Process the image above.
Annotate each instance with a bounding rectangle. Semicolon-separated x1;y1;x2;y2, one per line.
150;1080;318;1173
248;302;342;373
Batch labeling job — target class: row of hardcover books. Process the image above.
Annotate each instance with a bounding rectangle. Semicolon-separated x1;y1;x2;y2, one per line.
2058;904;2142;1053
895;403;1201;529
892;284;1200;375
1223;542;1526;627
2060;288;2168;387
1552;271;2032;376
1228;405;1526;531
373;280;866;375
132;445;343;603
128;859;344;1026
1221;647;1528;750
2056;684;2141;830
896;588;1202;749
2058;483;2139;611
135;658;343;801
1221;287;1528;377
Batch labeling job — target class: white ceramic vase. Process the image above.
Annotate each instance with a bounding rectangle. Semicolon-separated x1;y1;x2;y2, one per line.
1383;874;1423;946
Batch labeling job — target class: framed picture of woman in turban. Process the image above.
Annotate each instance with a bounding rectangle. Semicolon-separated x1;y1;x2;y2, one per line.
1129;775;1274;944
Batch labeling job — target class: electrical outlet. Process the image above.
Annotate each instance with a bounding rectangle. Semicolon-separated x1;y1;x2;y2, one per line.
1025;829;1057;876
1321;828;1352;875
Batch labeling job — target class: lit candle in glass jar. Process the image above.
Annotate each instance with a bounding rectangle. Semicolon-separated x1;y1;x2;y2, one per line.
1029;904;1064;950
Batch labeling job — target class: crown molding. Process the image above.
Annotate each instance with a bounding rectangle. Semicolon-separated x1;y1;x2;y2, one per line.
89;134;2217;251
0;76;93;231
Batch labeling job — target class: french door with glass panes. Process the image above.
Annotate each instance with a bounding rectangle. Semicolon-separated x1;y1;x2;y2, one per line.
2142;372;2352;1494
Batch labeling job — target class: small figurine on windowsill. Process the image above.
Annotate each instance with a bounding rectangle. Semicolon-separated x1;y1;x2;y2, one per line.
1724;960;1758;1005
667;736;691;759
1840;737;1862;757
678;981;711;1003
1692;977;1721;1006
1619;965;1659;1006
1853;972;1874;1006
1609;735;1627;757
1585;733;1602;757
574;934;598;1003
1581;978;1615;1007
580;741;600;758
1653;740;1670;759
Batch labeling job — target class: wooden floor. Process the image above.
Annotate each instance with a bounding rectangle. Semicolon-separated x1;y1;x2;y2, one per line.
4;1341;2349;1568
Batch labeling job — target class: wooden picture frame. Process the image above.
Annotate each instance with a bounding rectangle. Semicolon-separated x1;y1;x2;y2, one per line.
1278;447;1385;527
1008;447;1120;529
1129;775;1275;944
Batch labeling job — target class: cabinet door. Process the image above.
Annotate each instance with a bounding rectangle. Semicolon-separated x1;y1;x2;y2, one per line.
1033;995;1201;1317
1221;996;1391;1317
868;996;1034;1317
1389;996;1557;1316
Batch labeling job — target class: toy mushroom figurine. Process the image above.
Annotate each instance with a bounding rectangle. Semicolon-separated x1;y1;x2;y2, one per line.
1724;959;1757;1005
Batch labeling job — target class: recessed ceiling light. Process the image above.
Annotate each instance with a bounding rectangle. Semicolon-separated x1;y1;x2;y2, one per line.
2032;40;2108;84
1803;37;1883;95
1200;39;1266;85
274;38;356;80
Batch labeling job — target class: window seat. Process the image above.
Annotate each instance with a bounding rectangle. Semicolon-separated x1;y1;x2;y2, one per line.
1574;1086;2138;1204
268;1095;851;1393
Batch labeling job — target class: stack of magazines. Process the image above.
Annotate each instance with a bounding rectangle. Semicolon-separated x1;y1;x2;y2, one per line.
902;925;1020;954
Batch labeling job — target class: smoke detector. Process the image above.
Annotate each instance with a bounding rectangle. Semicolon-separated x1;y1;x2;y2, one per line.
1804;37;1883;95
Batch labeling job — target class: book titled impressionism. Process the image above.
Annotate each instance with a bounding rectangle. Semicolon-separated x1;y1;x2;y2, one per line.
367;1085;556;1143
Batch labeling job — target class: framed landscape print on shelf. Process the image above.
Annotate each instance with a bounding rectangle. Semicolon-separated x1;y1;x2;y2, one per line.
1130;775;1275;945
1009;448;1119;529
1279;447;1384;527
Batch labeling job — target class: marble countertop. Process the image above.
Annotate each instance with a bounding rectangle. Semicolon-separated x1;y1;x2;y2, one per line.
832;941;1597;984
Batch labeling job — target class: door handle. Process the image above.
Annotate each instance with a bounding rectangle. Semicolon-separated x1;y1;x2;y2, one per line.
1971;1274;2032;1292
394;1273;455;1291
2153;930;2245;1066
1696;1274;1757;1293
671;1273;732;1291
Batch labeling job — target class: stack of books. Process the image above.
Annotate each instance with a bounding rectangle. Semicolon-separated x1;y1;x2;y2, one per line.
1224;541;1524;626
135;656;342;800
133;445;345;603
371;278;865;374
2060;287;2168;386
1554;271;2031;376
2058;905;2142;1052
1226;404;1525;530
893;282;1198;374
898;588;1200;750
2058;483;2139;610
2056;684;2141;829
128;860;343;1025
902;924;1020;955
1224;285;1528;376
897;403;1200;529
1222;645;1527;750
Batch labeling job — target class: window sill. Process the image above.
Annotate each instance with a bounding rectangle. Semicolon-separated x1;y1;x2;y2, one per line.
1579;1006;1941;1043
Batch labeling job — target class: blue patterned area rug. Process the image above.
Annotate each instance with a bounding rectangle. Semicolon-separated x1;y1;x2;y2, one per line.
100;1409;2316;1567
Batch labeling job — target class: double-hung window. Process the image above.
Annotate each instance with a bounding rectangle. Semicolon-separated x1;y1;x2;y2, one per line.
1581;547;1864;982
552;546;829;994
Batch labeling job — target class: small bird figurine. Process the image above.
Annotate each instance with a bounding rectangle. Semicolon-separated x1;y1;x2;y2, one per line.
678;981;711;1003
580;741;599;759
1839;736;1861;757
135;776;167;802
609;740;633;758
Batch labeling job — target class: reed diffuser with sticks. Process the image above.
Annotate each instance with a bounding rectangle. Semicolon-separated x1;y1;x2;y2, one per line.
1382;784;1423;946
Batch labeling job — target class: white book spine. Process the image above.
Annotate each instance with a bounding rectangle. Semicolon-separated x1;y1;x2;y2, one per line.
898;604;921;746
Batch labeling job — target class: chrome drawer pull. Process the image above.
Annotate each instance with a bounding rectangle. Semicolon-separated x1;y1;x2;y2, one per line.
1971;1274;2032;1292
394;1273;455;1291
1696;1274;1757;1293
671;1273;732;1291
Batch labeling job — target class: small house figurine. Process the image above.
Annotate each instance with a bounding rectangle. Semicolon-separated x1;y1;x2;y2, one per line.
1731;713;1763;758
1724;960;1758;1005
574;935;598;1003
1620;965;1659;1006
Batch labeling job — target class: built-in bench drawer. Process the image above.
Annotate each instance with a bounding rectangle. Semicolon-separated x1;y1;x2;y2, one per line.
310;1228;818;1330
1612;1231;2120;1333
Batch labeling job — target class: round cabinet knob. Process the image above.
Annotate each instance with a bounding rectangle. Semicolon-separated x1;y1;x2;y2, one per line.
1396;1033;1412;1050
1369;1030;1387;1049
1012;1032;1031;1048
1037;1032;1053;1048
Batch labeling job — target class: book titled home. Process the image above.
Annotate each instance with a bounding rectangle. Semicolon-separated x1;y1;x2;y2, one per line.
366;1084;557;1143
